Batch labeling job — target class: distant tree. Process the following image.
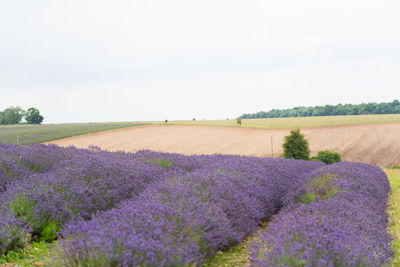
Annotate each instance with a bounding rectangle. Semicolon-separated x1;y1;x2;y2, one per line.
165;119;168;123
236;117;242;126
193;118;196;121
282;129;310;160
25;107;44;124
311;150;341;164
0;106;25;125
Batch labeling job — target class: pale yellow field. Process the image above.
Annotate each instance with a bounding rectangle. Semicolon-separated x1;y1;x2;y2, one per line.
160;114;400;129
385;168;400;266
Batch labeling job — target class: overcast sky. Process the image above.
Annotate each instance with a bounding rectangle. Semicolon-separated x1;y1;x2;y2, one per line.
1;1;399;123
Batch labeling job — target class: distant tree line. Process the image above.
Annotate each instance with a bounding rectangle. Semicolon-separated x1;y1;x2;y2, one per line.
0;106;44;125
241;100;400;119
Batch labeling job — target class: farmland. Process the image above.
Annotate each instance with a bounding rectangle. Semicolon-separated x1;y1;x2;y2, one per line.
162;114;400;129
1;115;400;147
0;122;147;145
47;123;400;167
0;143;396;266
1;114;400;167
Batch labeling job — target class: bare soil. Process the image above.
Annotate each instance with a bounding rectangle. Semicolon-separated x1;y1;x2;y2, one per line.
46;123;400;167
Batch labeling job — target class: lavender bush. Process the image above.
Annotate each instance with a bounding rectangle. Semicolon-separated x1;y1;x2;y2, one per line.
250;162;393;267
0;209;29;255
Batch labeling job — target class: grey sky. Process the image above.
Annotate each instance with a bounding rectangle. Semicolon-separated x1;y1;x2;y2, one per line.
1;0;399;123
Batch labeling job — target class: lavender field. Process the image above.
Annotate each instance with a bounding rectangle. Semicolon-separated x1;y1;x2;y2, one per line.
0;143;394;266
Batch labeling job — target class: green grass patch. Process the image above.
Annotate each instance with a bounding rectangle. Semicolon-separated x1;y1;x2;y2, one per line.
203;222;268;267
0;241;61;266
155;158;173;168
144;157;173;169
387;165;400;170
298;174;339;204
202;245;249;267
0;122;147;145
385;168;400;266
203;240;250;267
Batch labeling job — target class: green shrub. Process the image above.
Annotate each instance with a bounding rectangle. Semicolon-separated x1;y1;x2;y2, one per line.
282;129;310;160
40;220;60;242
311;150;341;164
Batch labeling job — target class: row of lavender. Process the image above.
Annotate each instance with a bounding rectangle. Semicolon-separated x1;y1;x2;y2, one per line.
60;155;323;266
250;162;393;266
0;143;324;265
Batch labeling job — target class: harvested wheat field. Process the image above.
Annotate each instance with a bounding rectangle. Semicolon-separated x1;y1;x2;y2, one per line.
46;123;400;167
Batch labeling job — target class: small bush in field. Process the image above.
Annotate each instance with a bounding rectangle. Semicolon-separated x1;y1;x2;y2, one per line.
311;150;341;164
282;129;310;160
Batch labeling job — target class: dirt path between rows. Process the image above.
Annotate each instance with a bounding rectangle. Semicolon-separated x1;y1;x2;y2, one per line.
45;123;400;167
